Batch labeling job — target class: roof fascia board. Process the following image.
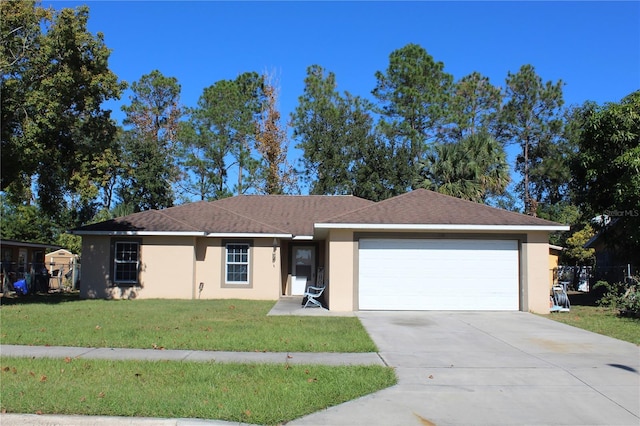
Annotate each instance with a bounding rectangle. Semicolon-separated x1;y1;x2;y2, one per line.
72;231;294;238
206;233;292;239
292;235;314;240
71;231;207;237
0;240;61;249
314;223;570;232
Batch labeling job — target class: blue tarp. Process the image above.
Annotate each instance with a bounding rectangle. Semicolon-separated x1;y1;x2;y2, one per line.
14;279;28;295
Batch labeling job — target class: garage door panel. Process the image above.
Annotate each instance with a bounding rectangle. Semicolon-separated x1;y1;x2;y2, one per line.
358;239;519;311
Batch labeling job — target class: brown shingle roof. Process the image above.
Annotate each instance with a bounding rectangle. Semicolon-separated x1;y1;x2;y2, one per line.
73;195;374;236
321;189;564;227
212;195;374;235
73;190;566;236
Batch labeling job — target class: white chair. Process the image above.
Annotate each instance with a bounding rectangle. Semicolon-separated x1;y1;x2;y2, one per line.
303;267;325;308
303;284;325;308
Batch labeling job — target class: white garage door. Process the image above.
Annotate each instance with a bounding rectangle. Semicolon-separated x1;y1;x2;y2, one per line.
358;239;519;311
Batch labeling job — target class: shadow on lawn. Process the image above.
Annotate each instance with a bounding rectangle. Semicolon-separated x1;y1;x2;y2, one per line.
567;290;600;307
0;291;81;306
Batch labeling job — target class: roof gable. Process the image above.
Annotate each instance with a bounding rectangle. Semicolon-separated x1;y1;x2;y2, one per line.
321;189;565;228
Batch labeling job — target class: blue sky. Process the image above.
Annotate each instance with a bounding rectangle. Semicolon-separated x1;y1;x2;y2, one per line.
46;1;639;116
45;1;640;196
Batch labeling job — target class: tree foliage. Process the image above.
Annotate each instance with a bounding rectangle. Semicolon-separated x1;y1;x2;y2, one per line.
372;43;453;187
447;71;503;141
1;2;124;218
563;224;595;266
292;65;358;195
500;65;565;215
0;195;57;243
572;91;640;217
417;132;510;203
571;91;640;257
2;8;619;257
177;72;265;200
119;70;181;211
254;73;297;194
292;65;384;198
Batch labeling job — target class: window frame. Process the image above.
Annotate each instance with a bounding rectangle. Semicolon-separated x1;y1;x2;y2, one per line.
222;240;252;287
112;240;141;286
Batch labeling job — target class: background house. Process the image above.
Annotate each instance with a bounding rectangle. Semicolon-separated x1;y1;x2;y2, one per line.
1;240;60;293
585;218;638;284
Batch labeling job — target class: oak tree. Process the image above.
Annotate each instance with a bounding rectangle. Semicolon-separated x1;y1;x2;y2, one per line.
1;2;124;218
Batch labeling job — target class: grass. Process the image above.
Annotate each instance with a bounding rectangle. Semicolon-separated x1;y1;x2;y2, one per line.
0;294;396;423
0;356;397;425
545;292;640;345
0;295;377;352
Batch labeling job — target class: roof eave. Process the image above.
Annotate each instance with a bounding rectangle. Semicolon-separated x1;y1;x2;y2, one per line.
314;223;570;232
292;235;314;240
70;230;208;237
206;233;293;239
71;230;294;238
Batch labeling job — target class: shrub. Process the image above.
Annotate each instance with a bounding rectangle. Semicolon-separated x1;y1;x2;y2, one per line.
594;276;640;317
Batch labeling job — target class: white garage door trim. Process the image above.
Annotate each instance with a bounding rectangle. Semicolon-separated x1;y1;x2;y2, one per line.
358;239;519;311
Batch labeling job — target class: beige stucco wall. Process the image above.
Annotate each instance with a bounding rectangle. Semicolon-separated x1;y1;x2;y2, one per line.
324;229;552;313
137;236;195;299
325;229;356;311
194;238;281;300
522;232;552;314
80;230;552;311
79;235;113;299
81;235;282;300
80;235;196;299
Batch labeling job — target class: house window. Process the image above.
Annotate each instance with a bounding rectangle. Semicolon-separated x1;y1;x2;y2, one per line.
225;243;249;284
114;241;139;284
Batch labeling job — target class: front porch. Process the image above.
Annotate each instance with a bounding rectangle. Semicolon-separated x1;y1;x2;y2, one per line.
267;296;355;317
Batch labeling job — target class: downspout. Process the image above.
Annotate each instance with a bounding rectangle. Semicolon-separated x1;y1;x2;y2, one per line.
192;236;197;300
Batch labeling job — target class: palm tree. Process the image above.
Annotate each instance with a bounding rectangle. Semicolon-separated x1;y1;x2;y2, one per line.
417;132;510;203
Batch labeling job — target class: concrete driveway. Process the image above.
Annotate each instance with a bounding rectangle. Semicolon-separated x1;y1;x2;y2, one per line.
292;311;640;426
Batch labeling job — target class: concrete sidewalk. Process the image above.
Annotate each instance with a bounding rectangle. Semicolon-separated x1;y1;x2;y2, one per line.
0;413;244;426
0;344;383;366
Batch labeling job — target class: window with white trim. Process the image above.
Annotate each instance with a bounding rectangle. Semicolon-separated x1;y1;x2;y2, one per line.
225;243;249;284
114;241;139;284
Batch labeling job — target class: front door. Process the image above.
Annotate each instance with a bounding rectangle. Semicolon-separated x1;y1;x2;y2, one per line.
292;246;315;295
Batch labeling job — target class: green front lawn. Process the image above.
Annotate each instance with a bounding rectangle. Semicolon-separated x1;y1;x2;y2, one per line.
0;295;376;352
0;357;396;425
548;292;640;345
0;295;396;423
546;304;640;345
